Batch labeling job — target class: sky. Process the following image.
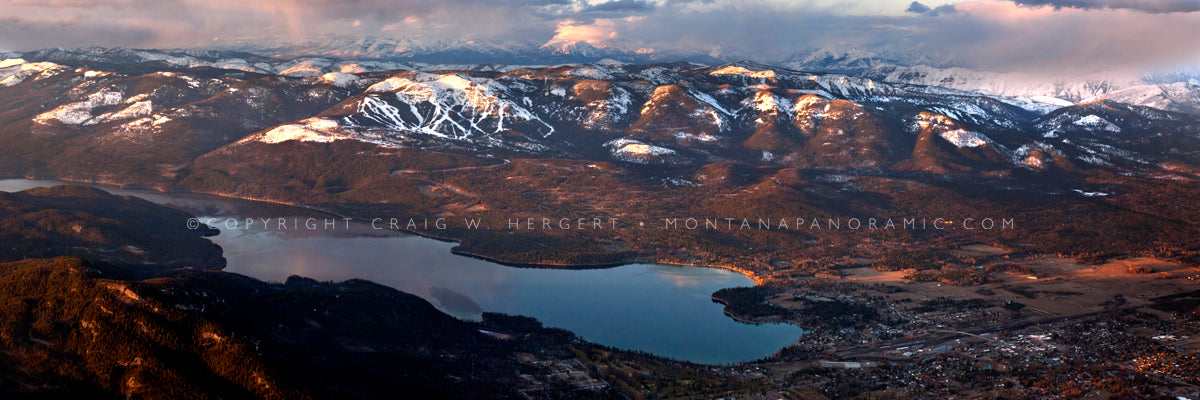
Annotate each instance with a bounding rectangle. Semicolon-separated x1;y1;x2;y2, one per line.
2;0;1200;75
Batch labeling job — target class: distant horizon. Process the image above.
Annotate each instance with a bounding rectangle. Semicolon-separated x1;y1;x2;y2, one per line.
3;1;1200;77
7;40;1200;85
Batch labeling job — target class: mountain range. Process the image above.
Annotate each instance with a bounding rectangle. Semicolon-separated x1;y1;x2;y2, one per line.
4;44;1200;269
211;37;1200;109
4;48;1199;178
18;39;1200;114
4;39;1200;400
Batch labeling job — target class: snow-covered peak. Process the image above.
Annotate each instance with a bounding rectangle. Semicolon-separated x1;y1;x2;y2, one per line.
633;67;683;85
711;65;776;79
320;72;360;88
604;138;679;164
1073;114;1121;133
939;129;992;148
1012;142;1063;170
350;72;553;140
1090;81;1200;115
253;118;347;144
0;58;24;68
908;111;994;148
595;58;629;67
568;65;618;80
277;58;335;77
0;58;64;87
539;39;606;57
34;90;126;126
391;73;504;103
750;90;792;115
811;75;884;98
783;47;899;74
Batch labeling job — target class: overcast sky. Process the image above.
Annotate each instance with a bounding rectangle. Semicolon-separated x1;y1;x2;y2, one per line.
2;0;1199;75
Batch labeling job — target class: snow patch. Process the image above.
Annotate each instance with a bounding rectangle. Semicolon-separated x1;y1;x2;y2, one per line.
0;59;63;87
95;101;153;124
1072;189;1110;197
911;112;955;132
595;58;629;67
633;67;681;85
1073;115;1121;133
569;66;615;80
277;58;334;77
213;58;258;72
34;90;125;126
688;88;731;116
761;151;776;162
673;131;719;143
605;138;677;163
580;85;632;128
710;66;776;79
320;72;360;88
256;118;345;144
612;142;675;156
367;72;437;93
938;129;992;148
751;91;793;115
793;95;827;119
997;95;1072;114
1077;155;1110;166
353;72;554;139
1011;142;1062;169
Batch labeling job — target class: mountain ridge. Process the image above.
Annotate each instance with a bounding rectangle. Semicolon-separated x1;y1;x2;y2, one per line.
12;43;1200;116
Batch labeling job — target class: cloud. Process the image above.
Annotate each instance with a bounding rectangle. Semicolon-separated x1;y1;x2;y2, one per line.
907;1;959;15
593;0;1200;75
902;0;960;14
0;15;158;49
546;17;630;47
907;1;933;13
921;0;1200;74
0;0;1198;79
1007;0;1200;13
583;0;656;13
0;0;574;49
933;4;960;14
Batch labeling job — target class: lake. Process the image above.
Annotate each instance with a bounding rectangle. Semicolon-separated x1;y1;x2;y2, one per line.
0;179;804;364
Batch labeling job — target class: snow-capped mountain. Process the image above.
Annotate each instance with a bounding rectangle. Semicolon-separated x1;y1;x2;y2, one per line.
5;51;1198;183
210;36;717;66
782;48;1200;114
220;36;539;61
215;40;1200;115
18;44;1200;116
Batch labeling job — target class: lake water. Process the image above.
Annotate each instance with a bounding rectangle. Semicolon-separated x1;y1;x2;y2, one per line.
0;179;804;364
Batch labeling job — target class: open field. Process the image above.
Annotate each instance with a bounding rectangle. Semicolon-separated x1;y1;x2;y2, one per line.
837;245;1200;318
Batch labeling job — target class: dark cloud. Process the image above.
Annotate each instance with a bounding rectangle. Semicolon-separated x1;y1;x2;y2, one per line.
930;4;959;14
1009;0;1200;13
0;0;1199;78
0;16;159;49
4;0;153;8
583;0;655;14
910;0;1200;74
906;1;932;13
906;1;958;15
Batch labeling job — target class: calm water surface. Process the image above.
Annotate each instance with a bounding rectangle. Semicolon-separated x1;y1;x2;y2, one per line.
0;179;803;364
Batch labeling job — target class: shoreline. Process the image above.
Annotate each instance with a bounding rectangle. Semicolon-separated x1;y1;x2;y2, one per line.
0;176;770;285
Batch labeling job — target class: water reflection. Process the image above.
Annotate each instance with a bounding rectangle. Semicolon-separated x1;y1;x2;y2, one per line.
0;179;804;364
